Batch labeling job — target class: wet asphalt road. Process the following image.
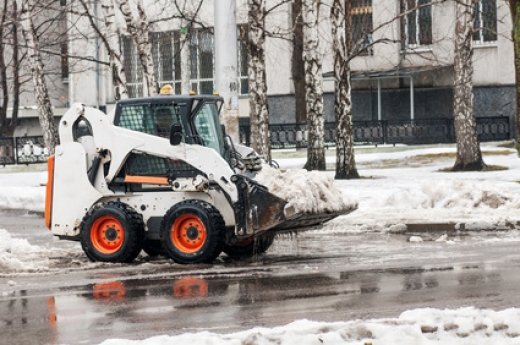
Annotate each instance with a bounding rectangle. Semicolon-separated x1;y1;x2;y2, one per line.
2;211;520;344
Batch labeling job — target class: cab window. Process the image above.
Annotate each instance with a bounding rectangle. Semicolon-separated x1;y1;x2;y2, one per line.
193;103;225;157
117;103;184;138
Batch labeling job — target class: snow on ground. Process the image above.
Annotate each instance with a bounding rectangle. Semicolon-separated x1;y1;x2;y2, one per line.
100;307;520;345
0;171;46;213
0;228;54;273
293;144;520;233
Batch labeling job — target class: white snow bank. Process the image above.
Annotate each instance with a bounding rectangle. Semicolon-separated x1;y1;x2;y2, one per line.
0;186;45;213
99;307;520;345
0;229;51;273
255;165;358;214
383;180;520;210
0;171;46;213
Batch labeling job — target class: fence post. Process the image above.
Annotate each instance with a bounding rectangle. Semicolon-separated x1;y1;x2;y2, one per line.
382;120;388;144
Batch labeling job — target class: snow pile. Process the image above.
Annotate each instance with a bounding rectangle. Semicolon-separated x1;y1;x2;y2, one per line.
0;171;46;213
0;186;45;212
0;229;51;273
99;307;520;345
255;165;358;214
385;180;520;210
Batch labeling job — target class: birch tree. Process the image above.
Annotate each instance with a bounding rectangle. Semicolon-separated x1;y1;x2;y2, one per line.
330;0;359;179
100;0;128;100
292;0;307;124
77;0;129;100
0;0;20;137
509;0;520;148
247;0;271;162
452;0;486;171
302;0;325;171
20;0;58;153
116;0;158;96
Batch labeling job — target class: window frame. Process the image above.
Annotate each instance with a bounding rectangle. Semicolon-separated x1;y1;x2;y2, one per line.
190;29;215;95
400;0;433;50
473;0;497;45
122;31;182;98
349;0;373;56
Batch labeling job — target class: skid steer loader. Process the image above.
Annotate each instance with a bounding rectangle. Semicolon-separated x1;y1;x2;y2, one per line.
45;90;354;264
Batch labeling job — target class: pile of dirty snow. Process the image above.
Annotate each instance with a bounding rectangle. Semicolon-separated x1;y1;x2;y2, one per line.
255;165;358;214
99;307;520;345
0;229;51;274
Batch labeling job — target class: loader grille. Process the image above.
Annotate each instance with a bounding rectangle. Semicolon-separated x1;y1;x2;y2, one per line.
125;153;204;179
117;103;184;138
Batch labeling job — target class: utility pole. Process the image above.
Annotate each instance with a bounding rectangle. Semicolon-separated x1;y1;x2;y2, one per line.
214;0;239;142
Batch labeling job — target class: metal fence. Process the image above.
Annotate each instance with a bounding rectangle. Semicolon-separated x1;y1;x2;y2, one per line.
0;136;50;166
0;116;511;165
0;137;15;165
239;116;511;148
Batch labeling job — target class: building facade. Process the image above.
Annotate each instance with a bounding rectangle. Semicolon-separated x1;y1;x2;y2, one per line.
8;0;515;137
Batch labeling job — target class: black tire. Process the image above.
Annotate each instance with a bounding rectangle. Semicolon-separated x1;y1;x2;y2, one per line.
222;233;275;258
142;239;165;257
80;201;144;263
160;200;224;264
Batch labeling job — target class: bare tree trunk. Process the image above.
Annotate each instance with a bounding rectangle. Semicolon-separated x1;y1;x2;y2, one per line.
101;0;128;100
79;0;129;100
452;0;485;171
510;0;520;149
0;0;10;136
247;0;271;162
116;0;157;96
180;18;192;95
302;0;325;170
0;0;20;137
20;0;58;153
331;0;359;179
292;0;307;124
10;0;19;136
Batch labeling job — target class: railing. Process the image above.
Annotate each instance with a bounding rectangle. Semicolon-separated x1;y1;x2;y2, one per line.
0;137;15;165
0;136;50;166
239;116;511;148
0;116;511;166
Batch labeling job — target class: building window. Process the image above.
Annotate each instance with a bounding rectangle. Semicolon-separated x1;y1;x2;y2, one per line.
473;0;497;44
237;24;249;95
60;0;66;6
190;29;214;95
121;27;246;97
151;31;182;94
122;31;182;98
400;0;432;49
61;43;68;79
121;36;143;98
349;0;373;55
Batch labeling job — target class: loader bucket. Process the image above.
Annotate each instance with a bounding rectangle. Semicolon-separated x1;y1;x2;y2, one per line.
231;175;355;237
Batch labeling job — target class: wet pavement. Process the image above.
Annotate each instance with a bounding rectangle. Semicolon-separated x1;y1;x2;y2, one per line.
2;211;520;344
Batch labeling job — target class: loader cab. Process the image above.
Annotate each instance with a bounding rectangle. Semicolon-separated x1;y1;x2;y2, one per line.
113;94;227;160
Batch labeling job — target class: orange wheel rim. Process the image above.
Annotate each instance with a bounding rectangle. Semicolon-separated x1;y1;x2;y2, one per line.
171;214;207;253
90;216;125;254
